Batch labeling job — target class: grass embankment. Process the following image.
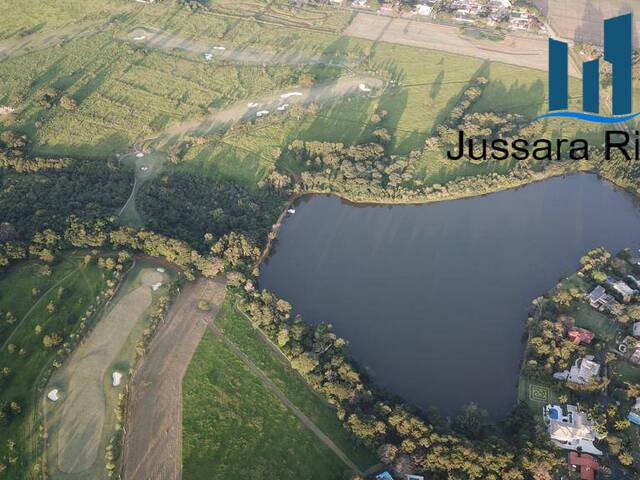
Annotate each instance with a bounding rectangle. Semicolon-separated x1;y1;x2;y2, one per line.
0;253;108;476
182;298;376;479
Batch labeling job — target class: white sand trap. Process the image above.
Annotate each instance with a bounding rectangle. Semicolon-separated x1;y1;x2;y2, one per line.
359;83;372;92
151;282;162;291
112;371;123;387
156;267;165;273
48;269;163;473
135;152;144;158
280;91;303;99
48;389;60;402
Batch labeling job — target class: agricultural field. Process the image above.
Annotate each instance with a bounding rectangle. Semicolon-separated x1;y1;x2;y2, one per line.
43;260;176;479
0;252;116;477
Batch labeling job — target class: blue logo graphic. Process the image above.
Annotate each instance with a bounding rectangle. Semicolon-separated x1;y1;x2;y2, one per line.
536;13;637;123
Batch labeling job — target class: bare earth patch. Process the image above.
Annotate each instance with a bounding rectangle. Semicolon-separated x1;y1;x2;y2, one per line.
344;13;580;76
122;276;226;480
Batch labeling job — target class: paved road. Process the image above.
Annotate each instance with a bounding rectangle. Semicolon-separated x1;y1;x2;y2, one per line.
121;277;226;480
208;321;363;475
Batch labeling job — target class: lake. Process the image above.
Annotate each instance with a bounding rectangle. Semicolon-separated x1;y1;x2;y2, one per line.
260;174;640;418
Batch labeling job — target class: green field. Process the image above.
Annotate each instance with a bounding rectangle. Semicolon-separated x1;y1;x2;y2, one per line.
182;298;376;479
0;253;113;476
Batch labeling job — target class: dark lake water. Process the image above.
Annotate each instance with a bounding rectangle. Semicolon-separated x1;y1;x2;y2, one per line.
260;174;640;418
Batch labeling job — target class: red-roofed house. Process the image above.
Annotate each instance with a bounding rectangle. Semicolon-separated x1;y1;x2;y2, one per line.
568;327;595;345
568;452;599;480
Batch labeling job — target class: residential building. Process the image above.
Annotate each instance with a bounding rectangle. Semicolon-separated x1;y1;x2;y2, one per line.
376;472;394;480
568;452;599;480
606;276;637;303
415;4;432;16
568;357;600;385
628;397;640;425
568;327;595;345
543;405;603;456
587;286;619;312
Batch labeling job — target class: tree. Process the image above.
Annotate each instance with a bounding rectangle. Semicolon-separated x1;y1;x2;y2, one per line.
298;73;315;88
42;333;62;349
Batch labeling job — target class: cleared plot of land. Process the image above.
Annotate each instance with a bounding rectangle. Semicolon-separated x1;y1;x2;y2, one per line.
122;276;226;480
344;13;580;76
45;269;166;474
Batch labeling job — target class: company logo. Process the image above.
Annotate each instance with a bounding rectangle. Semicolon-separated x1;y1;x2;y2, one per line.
536;13;638;123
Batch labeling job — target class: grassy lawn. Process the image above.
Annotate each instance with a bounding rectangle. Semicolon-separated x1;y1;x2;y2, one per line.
183;329;359;480
0;258;78;344
517;373;558;413
0;253;110;476
574;303;617;341
611;360;640;385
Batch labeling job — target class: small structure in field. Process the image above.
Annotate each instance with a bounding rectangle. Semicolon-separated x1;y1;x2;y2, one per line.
112;371;123;387
256;110;270;117
48;389;60;402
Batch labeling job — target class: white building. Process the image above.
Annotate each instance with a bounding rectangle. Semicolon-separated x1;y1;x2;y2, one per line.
415;4;432;16
544;405;603;456
567;357;601;385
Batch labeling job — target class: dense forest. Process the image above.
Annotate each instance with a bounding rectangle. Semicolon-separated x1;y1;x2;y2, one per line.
137;171;285;251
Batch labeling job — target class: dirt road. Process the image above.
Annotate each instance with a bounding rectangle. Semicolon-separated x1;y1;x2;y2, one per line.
344;13;581;76
121;276;226;480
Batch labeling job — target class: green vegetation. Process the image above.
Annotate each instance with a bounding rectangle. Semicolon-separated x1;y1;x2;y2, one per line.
0;252;115;475
183;329;357;479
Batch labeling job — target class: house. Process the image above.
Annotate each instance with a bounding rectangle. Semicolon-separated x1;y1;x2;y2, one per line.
376;472;394;480
606;277;637;303
630;347;640;365
626;275;640;289
415;4;432;16
587;286;620;312
628;397;640;425
568;357;600;385
568;327;595;345
543;405;603;455
568;452;599;480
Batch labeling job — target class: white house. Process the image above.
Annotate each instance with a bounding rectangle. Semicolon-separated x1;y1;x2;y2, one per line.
567;357;601;385
543;405;603;456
